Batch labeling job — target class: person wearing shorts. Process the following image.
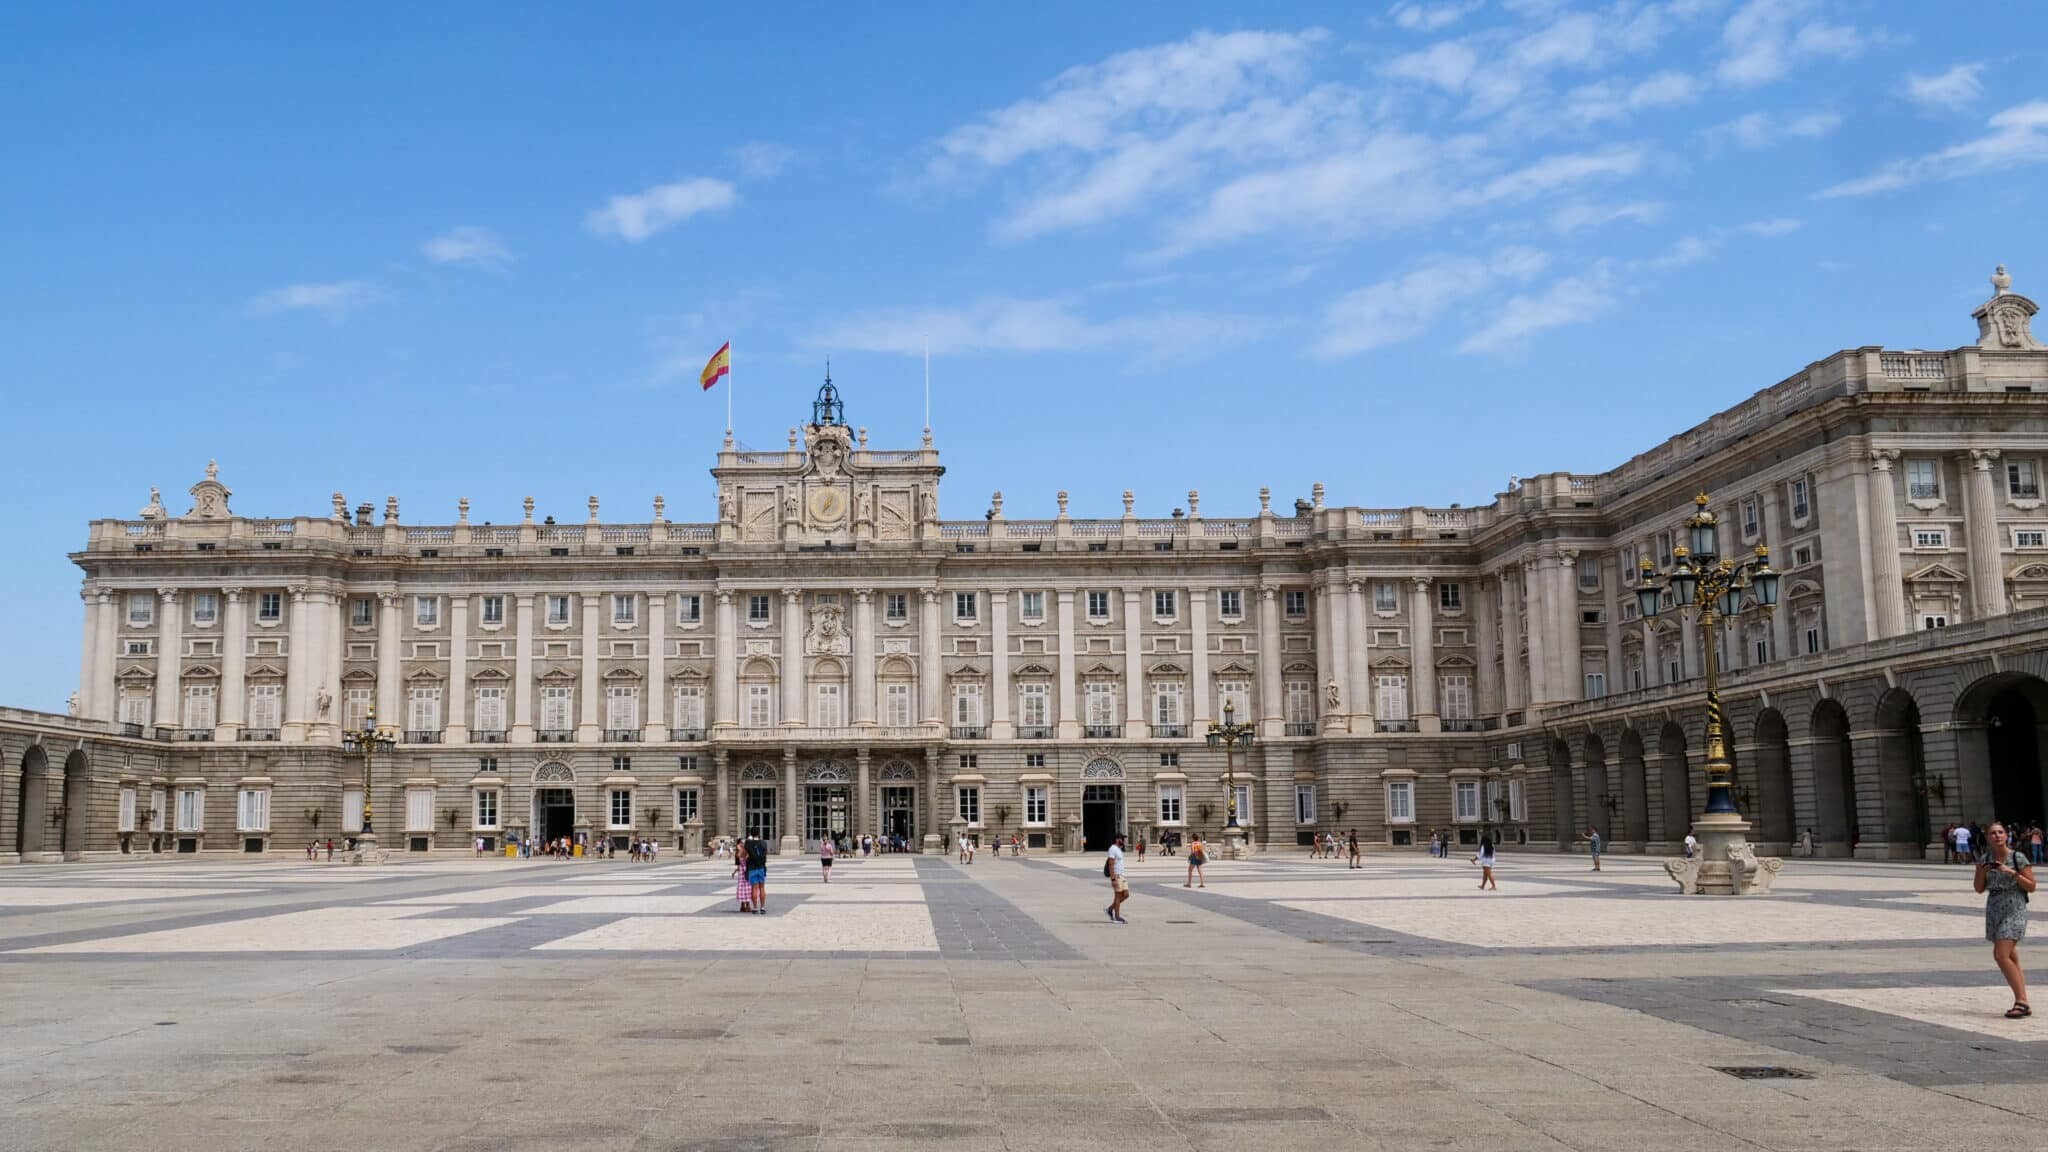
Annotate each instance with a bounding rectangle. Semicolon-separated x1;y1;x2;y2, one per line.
819;837;835;883
1105;834;1130;923
1184;834;1207;888
744;836;768;914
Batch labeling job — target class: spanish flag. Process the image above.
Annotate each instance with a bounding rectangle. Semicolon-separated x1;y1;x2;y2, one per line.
700;341;731;391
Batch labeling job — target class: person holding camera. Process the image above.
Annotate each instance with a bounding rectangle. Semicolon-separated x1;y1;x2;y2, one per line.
1976;821;2036;1019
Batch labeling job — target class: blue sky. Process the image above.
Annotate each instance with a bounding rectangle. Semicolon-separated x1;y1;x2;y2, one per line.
3;1;2045;710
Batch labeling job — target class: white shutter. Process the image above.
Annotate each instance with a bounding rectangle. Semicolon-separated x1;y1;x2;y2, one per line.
814;684;842;727
343;687;374;731
150;788;167;832
118;787;137;832
1217;681;1249;721
1085;683;1116;726
248;684;281;730
673;686;704;731
1018;684;1047;728
1440;675;1471;721
606;686;638;730
1285;682;1313;724
1375;676;1409;721
176;788;203;832
541;687;572;731
238;789;269;832
885;683;911;727
405;789;434;833
1154;683;1183;726
183;685;216;730
121;691;153;727
474;686;505;733
342;789;364;834
408;686;440;732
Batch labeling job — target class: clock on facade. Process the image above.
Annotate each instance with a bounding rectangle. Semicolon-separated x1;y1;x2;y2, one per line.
809;488;845;523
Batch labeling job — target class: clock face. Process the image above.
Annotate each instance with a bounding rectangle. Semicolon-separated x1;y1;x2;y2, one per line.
809;488;845;522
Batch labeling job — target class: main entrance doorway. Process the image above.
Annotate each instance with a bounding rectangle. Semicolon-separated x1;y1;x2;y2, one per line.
1082;784;1124;852
881;785;916;845
806;785;850;850
534;788;575;842
743;786;779;849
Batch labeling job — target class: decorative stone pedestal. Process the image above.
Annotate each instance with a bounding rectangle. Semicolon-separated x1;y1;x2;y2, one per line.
349;833;388;866
1664;813;1782;894
779;835;802;857
1222;826;1251;860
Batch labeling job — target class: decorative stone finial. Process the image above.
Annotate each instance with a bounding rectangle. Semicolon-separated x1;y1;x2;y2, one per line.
923;426;934;448
457;497;470;524
383;496;399;524
653;494;666;522
331;492;347;521
1312;482;1326;510
1122;490;1135;517
137;486;166;520
1975;268;2042;351
857;426;868;449
990;491;1004;518
521;496;535;524
1056;490;1069;518
1258;487;1272;515
1995;264;2013;295
722;428;734;450
205;459;219;481
1187;489;1200;516
185;461;232;519
587;496;600;522
789;427;799;450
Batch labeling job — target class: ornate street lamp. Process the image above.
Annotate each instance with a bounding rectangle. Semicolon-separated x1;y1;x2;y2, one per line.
1637;494;1781;893
340;706;396;863
1206;699;1257;858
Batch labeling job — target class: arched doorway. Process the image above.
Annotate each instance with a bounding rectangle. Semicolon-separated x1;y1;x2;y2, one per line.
1583;734;1611;841
1081;759;1125;851
877;760;919;846
531;761;578;845
1752;710;1795;844
1811;699;1858;849
1619;728;1649;844
736;762;779;849
16;746;48;859
59;750;89;860
1955;672;2048;827
1549;738;1576;848
1875;688;1930;855
1657;723;1690;843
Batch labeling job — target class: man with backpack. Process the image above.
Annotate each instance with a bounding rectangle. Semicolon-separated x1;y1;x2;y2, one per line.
743;835;769;914
1104;834;1131;924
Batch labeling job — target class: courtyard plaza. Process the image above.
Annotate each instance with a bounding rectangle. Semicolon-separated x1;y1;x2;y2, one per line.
0;850;2041;1151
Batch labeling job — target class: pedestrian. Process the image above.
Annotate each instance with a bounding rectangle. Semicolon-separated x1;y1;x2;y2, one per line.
325;838;334;861
1586;826;1603;871
1105;833;1131;923
1184;833;1207;888
1976;822;2035;1018
2031;825;2044;866
1797;827;1815;858
1683;829;1698;860
819;835;835;883
1474;836;1497;890
732;846;751;912
1136;837;1146;862
1955;824;1974;865
1347;829;1361;869
744;835;768;914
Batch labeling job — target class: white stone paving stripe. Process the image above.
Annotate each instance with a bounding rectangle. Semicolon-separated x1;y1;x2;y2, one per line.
23;907;518;953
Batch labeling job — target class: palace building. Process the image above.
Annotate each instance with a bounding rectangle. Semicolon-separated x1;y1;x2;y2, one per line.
10;269;2048;861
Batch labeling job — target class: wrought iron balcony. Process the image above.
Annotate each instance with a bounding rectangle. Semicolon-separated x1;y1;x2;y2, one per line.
605;729;642;742
1017;726;1052;739
180;730;212;741
537;729;575;743
404;730;442;744
239;728;280;742
1083;725;1120;739
1153;724;1188;739
1284;722;1316;736
670;728;706;742
1443;719;1485;732
949;726;987;740
1375;720;1416;733
474;729;507;743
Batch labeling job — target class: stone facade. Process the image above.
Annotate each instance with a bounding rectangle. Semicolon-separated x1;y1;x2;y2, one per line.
14;271;2048;860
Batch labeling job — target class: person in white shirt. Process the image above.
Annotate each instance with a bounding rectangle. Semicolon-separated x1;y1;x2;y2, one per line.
1683;830;1698;859
1105;834;1130;923
1956;824;1974;862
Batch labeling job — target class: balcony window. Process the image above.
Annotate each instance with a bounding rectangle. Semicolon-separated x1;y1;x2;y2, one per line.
2012;460;2041;500
1906;459;1940;501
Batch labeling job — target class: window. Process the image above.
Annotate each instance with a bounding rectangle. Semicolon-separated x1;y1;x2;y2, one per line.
954;592;977;621
2023;530;2048;549
414;596;439;627
672;685;704;732
1913;527;1948;549
884;682;913;727
1217;589;1242;618
1019;591;1045;620
1375;675;1409;721
1906;459;1940;501
475;790;500;829
247;683;282;731
1387;779;1414;823
408;685;442;732
1284;589;1307;617
611;754;633;774
1025;752;1046;769
748;594;771;623
1018;683;1049;730
1741;498;1760;540
127;592;155;626
1374;583;1397;613
182;684;216;730
547;595;572;625
1440;582;1464;611
190;592;218;625
118;688;152;727
1792;544;1814;566
1790;478;1811;521
603;594;631;624
1754;637;1771;664
479;595;504;625
951;683;983;728
405;787;441;832
746;684;774;728
606;685;639;731
1153;590;1177;619
1805;626;1822;654
118;786;137;833
609;789;633;829
1084;681;1118;728
478;757;499;773
176;787;204;833
1086;590;1110;619
885;593;907;621
677;594;702;624
956;786;981;826
1159;752;1179;768
2012;460;2041;500
1455;780;1480;823
1584;672;1607;699
1153;682;1184;728
675;788;699;825
1666;658;1683;683
1628;661;1645;691
1923;614;1949;630
473;686;505;734
1217;680;1250;722
342;788;363;834
1294;784;1317;825
258;592;281;622
541;685;573;731
1440;674;1471;721
1159;784;1185;825
351;597;373;627
1231;783;1254;826
1509;778;1527;822
1025;785;1048;825
1284;680;1315;727
344;686;373;731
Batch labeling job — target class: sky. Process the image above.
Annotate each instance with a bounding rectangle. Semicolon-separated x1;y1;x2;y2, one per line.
2;0;2045;711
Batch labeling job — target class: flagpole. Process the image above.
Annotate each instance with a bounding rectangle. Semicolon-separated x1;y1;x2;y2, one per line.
726;339;733;436
923;335;931;444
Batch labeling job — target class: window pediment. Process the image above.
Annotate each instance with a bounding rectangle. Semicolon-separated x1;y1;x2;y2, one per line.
1905;562;1967;584
245;662;287;679
601;666;644;681
341;667;377;682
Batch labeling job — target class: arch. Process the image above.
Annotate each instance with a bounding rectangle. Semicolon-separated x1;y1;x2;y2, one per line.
1657;722;1690;843
16;745;48;858
532;761;575;784
1954;672;2048;827
1618;727;1649;843
876;655;916;678
877;761;918;782
1081;758;1125;780
1751;709;1795;844
1583;733;1611;841
59;750;89;860
1874;687;1930;854
739;656;777;679
739;762;779;783
810;656;847;679
1549;737;1575;848
1811;698;1859;848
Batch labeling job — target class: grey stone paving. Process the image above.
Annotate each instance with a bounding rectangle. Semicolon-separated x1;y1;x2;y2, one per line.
913;856;1080;960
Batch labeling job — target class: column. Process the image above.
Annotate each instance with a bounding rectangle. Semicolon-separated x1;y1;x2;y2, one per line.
154;587;181;728
919;588;943;727
1867;449;1909;638
855;748;871;840
782;747;801;850
377;592;401;731
446;595;469;743
1523;563;1551;704
852;589;876;726
713;750;730;841
1555;554;1583;700
713;590;737;729
512;594;535;741
1346;579;1372;730
1313;583;1338;732
1055;590;1079;739
284;586;309;737
303;591;333;737
1643;620;1663;687
991;589;1012;739
1680;612;1700;680
1191;585;1211;725
1760;490;1791;661
782;588;805;727
578;591;600;740
1967;449;2008;620
924;746;943;852
1600;558;1623;694
77;589;100;722
91;589;116;721
218;588;245;736
1474;576;1501;717
1257;583;1283;737
646;593;668;741
1497;572;1524;713
1122;589;1144;738
1409;578;1439;733
324;590;343;731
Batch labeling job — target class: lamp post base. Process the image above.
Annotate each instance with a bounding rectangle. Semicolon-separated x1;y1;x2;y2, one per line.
1222;826;1251;860
1664;813;1782;895
349;833;387;866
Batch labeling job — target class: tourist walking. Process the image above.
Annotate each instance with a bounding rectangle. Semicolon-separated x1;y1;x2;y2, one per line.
1976;821;2035;1018
1474;836;1497;890
1954;823;1973;864
1586;826;1603;871
744;835;768;914
819;835;835;883
2031;825;2044;865
1347;829;1362;869
732;846;751;912
1105;833;1131;923
1683;829;1698;859
1185;833;1207;888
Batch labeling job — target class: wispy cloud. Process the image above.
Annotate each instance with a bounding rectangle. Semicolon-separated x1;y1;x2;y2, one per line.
1819;101;2048;198
1740;217;1803;237
1548;200;1663;234
1389;1;1483;33
1902;63;1985;111
733;141;795;180
1715;0;1862;88
1708;108;1840;148
1562;70;1702;124
585;177;738;242
1313;247;1547;358
421;226;514;271
812;296;1273;369
1460;273;1614;354
245;280;382;321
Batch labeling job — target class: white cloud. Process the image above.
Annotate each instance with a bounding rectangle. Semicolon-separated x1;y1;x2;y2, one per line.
812;296;1272;368
1548;200;1663;233
733;141;795;179
1787;110;1842;137
1470;146;1643;203
1385;39;1480;91
1563;71;1700;125
1313;247;1547;358
1459;273;1614;353
421;226;513;271
1390;1;1483;32
585;177;738;242
245;280;381;321
1710;108;1840;148
1716;0;1862;88
1903;63;1985;111
1741;217;1803;237
1820;101;2048;198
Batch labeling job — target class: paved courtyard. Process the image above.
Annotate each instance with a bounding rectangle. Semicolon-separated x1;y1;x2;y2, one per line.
0;848;2040;1150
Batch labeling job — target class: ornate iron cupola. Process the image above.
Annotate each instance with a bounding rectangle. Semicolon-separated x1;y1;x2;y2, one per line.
812;364;845;427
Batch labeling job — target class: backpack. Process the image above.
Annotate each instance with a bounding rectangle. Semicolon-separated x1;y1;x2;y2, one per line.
1103;854;1116;877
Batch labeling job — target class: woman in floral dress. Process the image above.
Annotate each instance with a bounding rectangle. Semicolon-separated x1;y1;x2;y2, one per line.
1975;822;2036;1018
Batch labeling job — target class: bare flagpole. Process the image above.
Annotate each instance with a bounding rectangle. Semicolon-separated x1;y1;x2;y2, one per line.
726;339;733;437
923;335;932;445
